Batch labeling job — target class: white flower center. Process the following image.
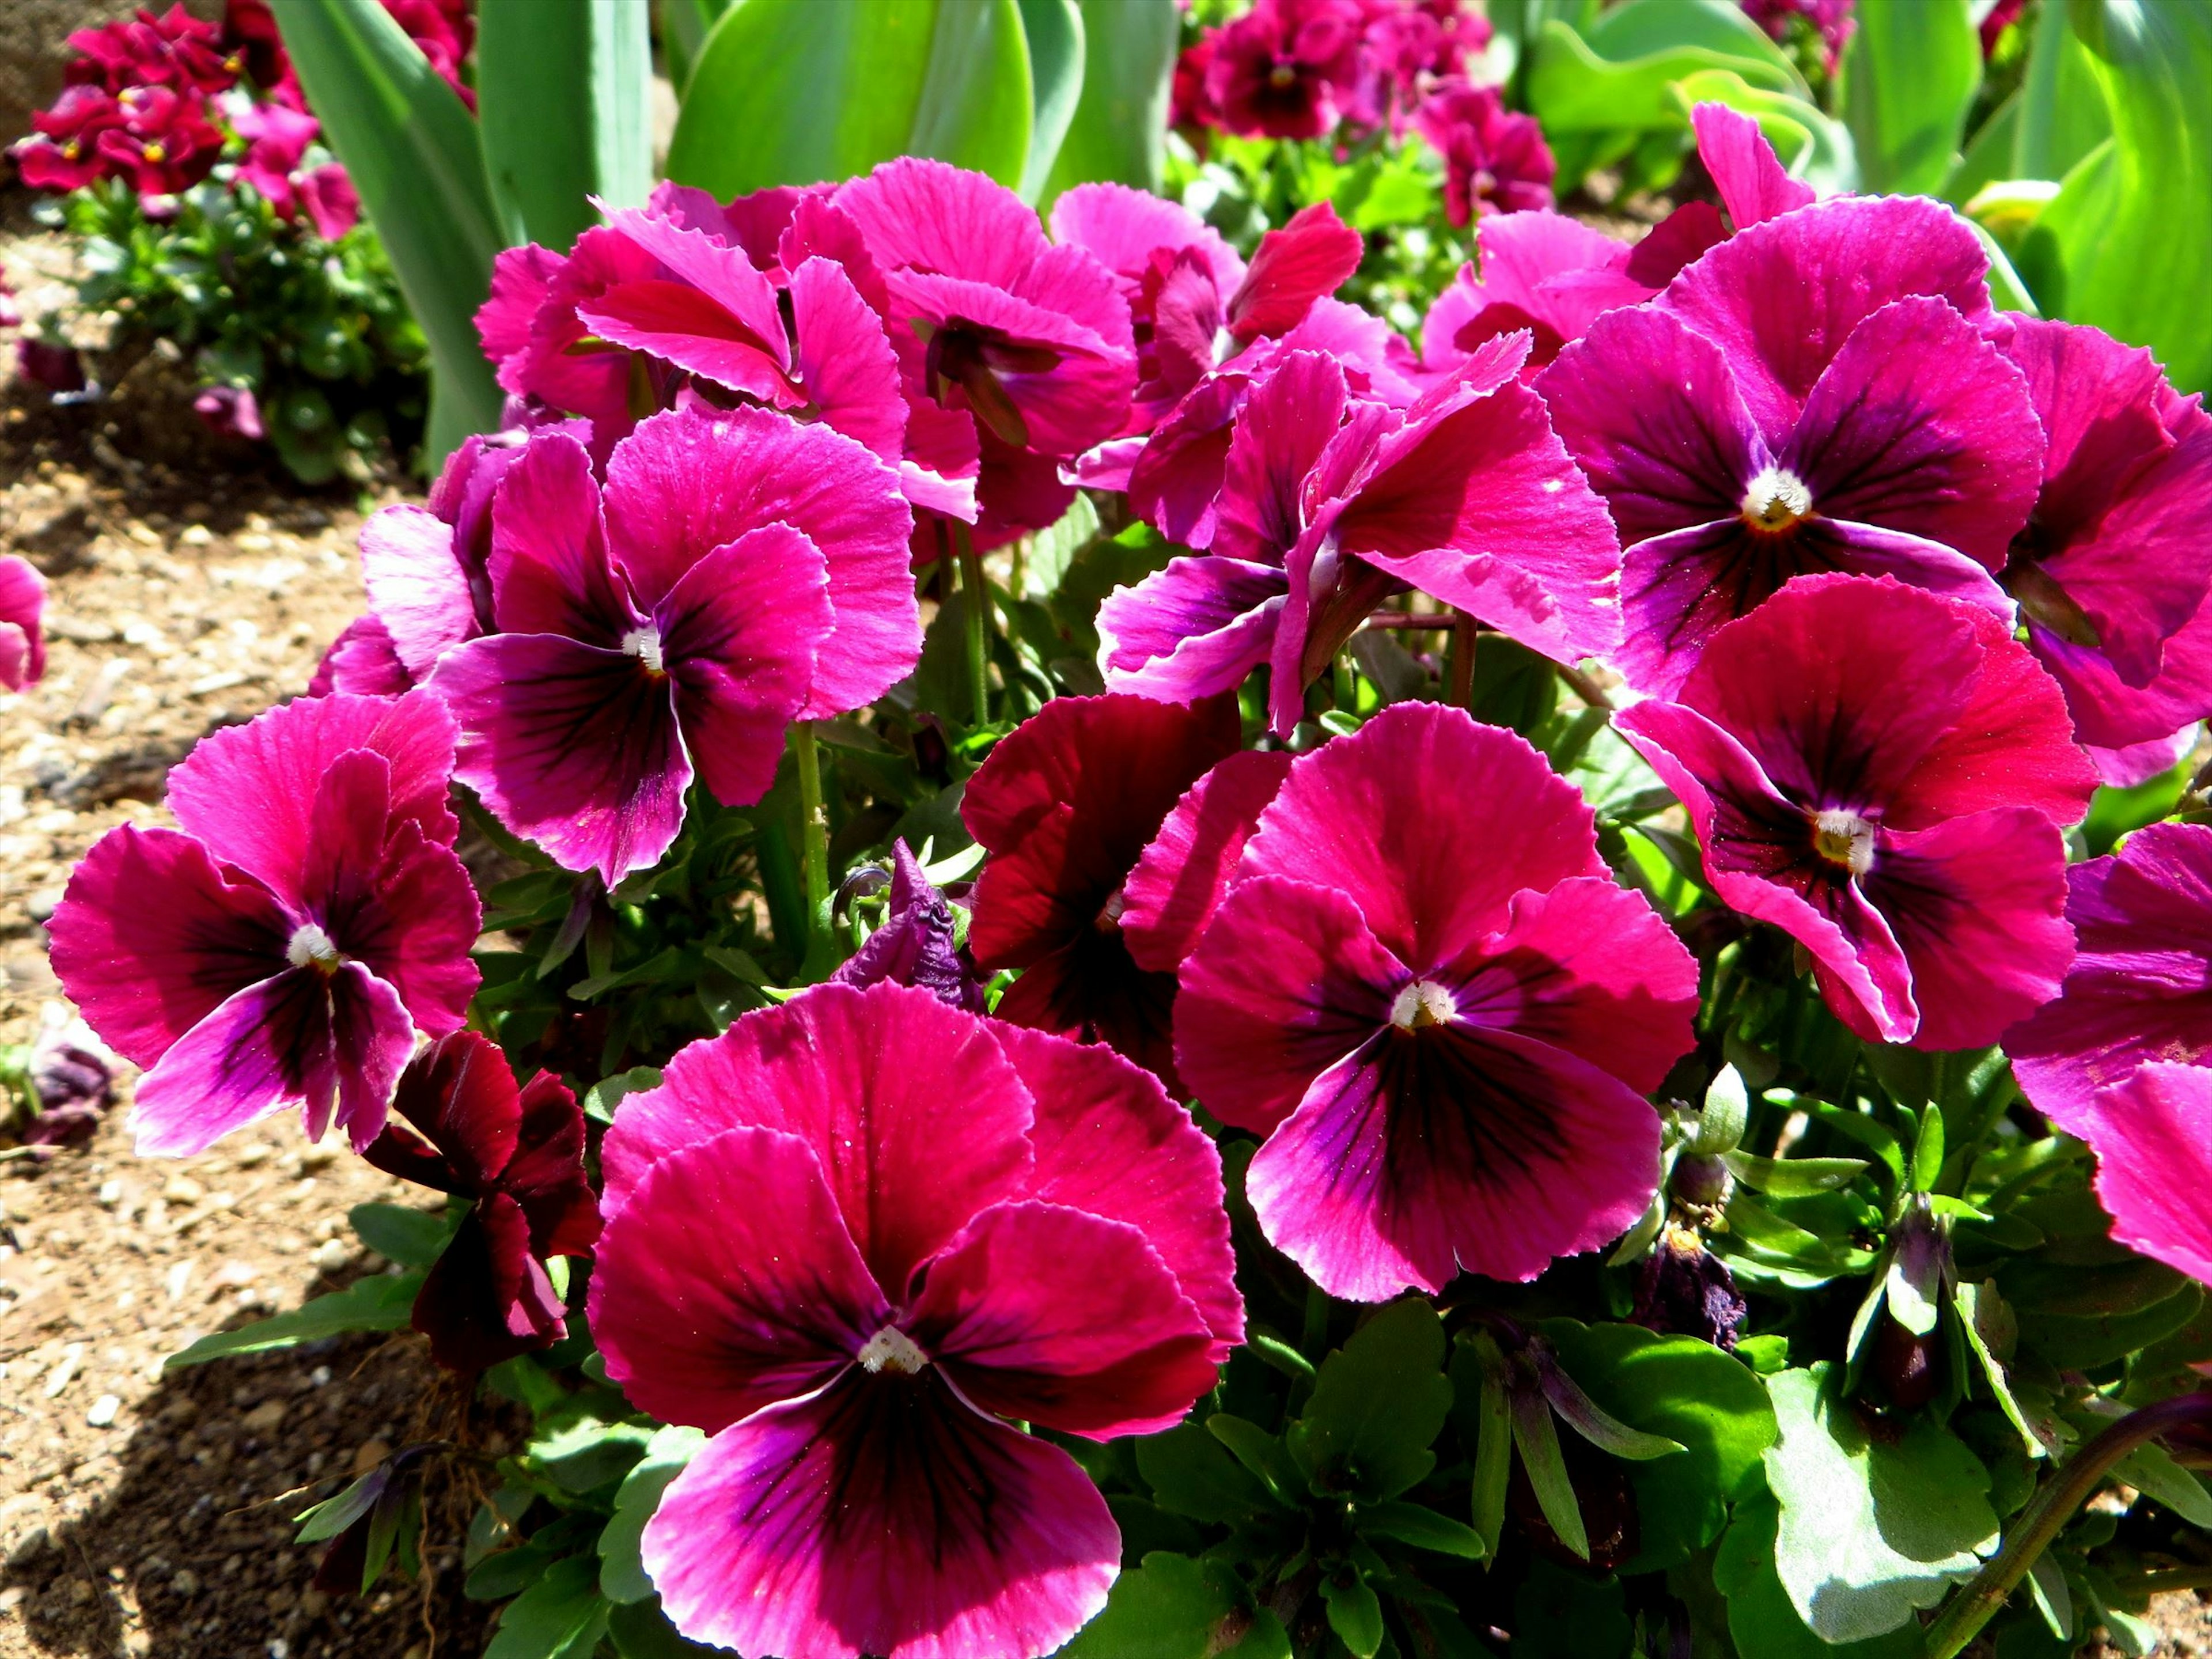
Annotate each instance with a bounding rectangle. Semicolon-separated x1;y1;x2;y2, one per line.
857;1325;930;1376
1812;809;1877;876
1390;980;1459;1031
286;923;341;972
621;626;665;674
1741;467;1813;532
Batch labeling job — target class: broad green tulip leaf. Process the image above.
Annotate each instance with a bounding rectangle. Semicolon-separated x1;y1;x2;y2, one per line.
2014;0;2111;180
268;0;503;463
478;0;655;250
1543;1320;1778;1573
1044;0;1180;196
1763;1366;1998;1642
1668;70;1859;192
1839;0;1981;194
1016;0;1084;201
668;0;1033;198
2013;0;2212;392
1946;90;2022;203
660;0;730;94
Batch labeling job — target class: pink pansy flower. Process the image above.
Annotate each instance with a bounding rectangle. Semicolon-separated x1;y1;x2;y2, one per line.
2062;1063;2212;1289
429;407;916;885
1122;748;1296;975
296;161;359;240
2008;824;2212;1131
1413;78;1555;226
1623;103;1819;289
1175;703;1699;1301
1417;211;1647;385
477;227;661;461
1616;574;2097;1050
1986;317;2212;785
1539;192;2041;695
229;96;317;217
1206;0;1366;139
1102;335;1623;734
12;86;125;192
0;555;47;692
589;982;1240;1659
48;690;479;1156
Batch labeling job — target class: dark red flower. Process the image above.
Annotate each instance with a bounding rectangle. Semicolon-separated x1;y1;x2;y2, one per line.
362;1032;601;1374
95;82;224;195
1172;34;1220;129
13;86;125;193
963;694;1243;1092
1414;78;1556;226
224;0;289;92
1206;0;1366;140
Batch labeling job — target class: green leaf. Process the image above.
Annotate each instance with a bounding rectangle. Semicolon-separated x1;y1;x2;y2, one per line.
1137;1419;1275;1522
1956;1280;2043;1457
1042;0;1179;196
1288;1300;1453;1502
476;0;655;250
1357;1500;1488;1559
526;1404;657;1495
1206;1414;1302;1505
349;1201;459;1268
1321;1572;1385;1659
1762;1366;1998;1642
2112;1437;2212;1527
1724;1153;1870;1198
1015;0;1084;202
267;0;503;464
582;1065;664;1127
1711;1491;1927;1659
606;1597;727;1659
1060;1552;1289;1659
1507;1557;1633;1659
1509;1383;1589;1561
2012;1275;2203;1369
2014;0;2111;180
2014;0;2212;393
486;1553;611;1659
1460;1330;1514;1558
1691;1065;1749;1156
2081;758;2190;857
166;1272;421;1368
601;1426;706;1603
1535;1348;1687;1462
668;0;1033;199
296;1469;383;1543
1838;0;1981;194
1543;1321;1778;1572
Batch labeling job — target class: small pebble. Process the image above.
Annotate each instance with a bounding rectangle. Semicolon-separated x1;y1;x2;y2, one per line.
41;1343;82;1397
172;1567;200;1597
96;1180;122;1209
311;1238;349;1272
86;1393;119;1427
240;1399;286;1434
162;1175;204;1205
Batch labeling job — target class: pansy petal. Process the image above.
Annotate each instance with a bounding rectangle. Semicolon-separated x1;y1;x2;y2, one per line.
590;1123;890;1431
1691;101;1815;229
1049;181;1245;296
357;505;476;680
906;1200;1215;1437
990;1023;1243;1357
1247;1021;1661;1300
1863;809;2075;1051
48;824;292;1069
660;524;832;808
833;157;1051;291
1658;194;1993;437
1176;874;1407;1137
643;1368;1116;1659
1780;296;2041;570
790;255;909;465
577;278;798;407
164;688;461;903
2078;1063;2212;1287
1096;555;1286;704
373;1030;516;1190
600;404;917;717
344;821;481;1036
308;614;413;698
505;1070;601;1258
433;632;689;887
1123;749;1294;974
1225;201;1363;341
600;983;1035;1294
486;430;635;644
412;1195;566;1373
1213;351;1349;565
1240;703;1605;967
596;204;790;367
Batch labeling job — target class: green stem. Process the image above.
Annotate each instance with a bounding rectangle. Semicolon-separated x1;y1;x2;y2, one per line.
791;722;839;983
953;518;991;727
1448;608;1477;707
1924;1389;2212;1659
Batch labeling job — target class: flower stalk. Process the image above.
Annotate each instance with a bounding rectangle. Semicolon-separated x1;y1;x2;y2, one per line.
792;721;835;978
953;518;991;727
1924;1388;2212;1659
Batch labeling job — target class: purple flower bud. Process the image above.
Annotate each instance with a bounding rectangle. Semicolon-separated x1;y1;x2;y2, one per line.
1633;1226;1749;1351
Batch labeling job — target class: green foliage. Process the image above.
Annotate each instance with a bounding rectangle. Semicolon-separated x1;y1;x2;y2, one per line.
1060;1553;1290;1659
1839;0;1982;193
599;1426;705;1604
347;1200;459;1267
477;0;655;248
667;0;1035;198
60;177;427;482
1043;0;1180;198
268;0;504;461
1287;1300;1453;1502
165;1271;421;1368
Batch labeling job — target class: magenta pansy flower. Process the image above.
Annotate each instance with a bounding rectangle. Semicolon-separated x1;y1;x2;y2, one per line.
1985;317;2212;783
963;693;1243;1092
1101;335;1623;734
1623;103;1818;289
0;554;47;692
1413;78;1555;226
1539;192;2041;695
1176;703;1697;1300
429;407;917;885
1418;211;1647;385
363;1031;600;1374
48;690;479;1156
588;982;1240;1659
1123;749;1296;975
2008;823;2212;1131
1206;0;1365;139
1616;574;2097;1050
2062;1063;2212;1289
